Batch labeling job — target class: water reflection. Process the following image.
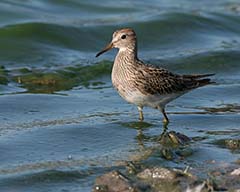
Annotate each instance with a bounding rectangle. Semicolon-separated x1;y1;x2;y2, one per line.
122;121;193;161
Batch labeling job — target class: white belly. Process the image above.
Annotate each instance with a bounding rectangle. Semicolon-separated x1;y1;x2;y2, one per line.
117;88;184;109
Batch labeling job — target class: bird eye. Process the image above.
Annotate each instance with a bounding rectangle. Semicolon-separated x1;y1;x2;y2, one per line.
121;35;126;39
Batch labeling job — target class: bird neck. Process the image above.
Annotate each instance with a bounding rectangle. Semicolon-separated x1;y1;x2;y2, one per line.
117;44;138;62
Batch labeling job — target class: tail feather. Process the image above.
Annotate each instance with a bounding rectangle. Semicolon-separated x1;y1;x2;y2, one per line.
197;78;215;87
183;73;215;79
183;73;215;89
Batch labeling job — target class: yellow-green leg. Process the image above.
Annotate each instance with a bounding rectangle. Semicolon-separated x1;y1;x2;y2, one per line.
137;106;144;121
161;108;169;126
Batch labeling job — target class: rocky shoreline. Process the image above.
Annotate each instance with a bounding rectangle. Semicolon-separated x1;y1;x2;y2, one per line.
92;131;240;192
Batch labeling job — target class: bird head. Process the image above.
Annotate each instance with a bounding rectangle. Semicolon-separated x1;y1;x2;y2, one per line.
96;28;137;57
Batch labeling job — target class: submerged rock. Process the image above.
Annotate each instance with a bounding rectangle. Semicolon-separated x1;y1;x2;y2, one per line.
208;165;240;191
201;104;240;114
214;138;240;150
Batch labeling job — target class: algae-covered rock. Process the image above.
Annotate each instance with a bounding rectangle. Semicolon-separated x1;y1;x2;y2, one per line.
14;72;77;93
201;104;240;114
0;65;8;85
12;61;112;93
18;67;32;73
214;138;240;150
0;75;8;85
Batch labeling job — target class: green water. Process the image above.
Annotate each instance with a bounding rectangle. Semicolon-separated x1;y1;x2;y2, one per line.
0;1;240;191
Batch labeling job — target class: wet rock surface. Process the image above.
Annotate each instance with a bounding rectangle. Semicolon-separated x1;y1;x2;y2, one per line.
92;129;240;192
93;164;240;192
207;165;240;191
93;166;201;192
92;132;193;192
137;167;177;180
93;170;149;192
137;167;187;192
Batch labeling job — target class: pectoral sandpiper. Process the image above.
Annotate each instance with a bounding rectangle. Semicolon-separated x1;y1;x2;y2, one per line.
96;28;214;124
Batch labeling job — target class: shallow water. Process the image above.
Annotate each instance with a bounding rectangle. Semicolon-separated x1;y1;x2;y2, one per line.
0;0;240;191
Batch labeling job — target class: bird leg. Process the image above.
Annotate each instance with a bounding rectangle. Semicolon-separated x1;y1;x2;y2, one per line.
137;106;144;121
160;108;169;125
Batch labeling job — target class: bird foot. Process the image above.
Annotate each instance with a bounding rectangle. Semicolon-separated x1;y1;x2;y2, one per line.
162;118;169;126
138;110;144;122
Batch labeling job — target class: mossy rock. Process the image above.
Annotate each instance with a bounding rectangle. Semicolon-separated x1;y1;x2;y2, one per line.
0;65;8;75
214;139;240;150
0;66;8;84
13;61;112;93
18;67;32;73
14;72;77;93
0;75;8;85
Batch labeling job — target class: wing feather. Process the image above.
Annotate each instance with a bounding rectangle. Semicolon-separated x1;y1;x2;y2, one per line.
133;61;213;95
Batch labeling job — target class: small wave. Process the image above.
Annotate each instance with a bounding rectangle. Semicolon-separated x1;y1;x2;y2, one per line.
127;12;240;51
181;50;240;72
0;165;101;188
0;159;106;176
0;22;103;51
150;49;240;75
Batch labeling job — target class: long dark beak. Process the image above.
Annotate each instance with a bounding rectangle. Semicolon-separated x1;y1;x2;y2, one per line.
96;42;113;57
